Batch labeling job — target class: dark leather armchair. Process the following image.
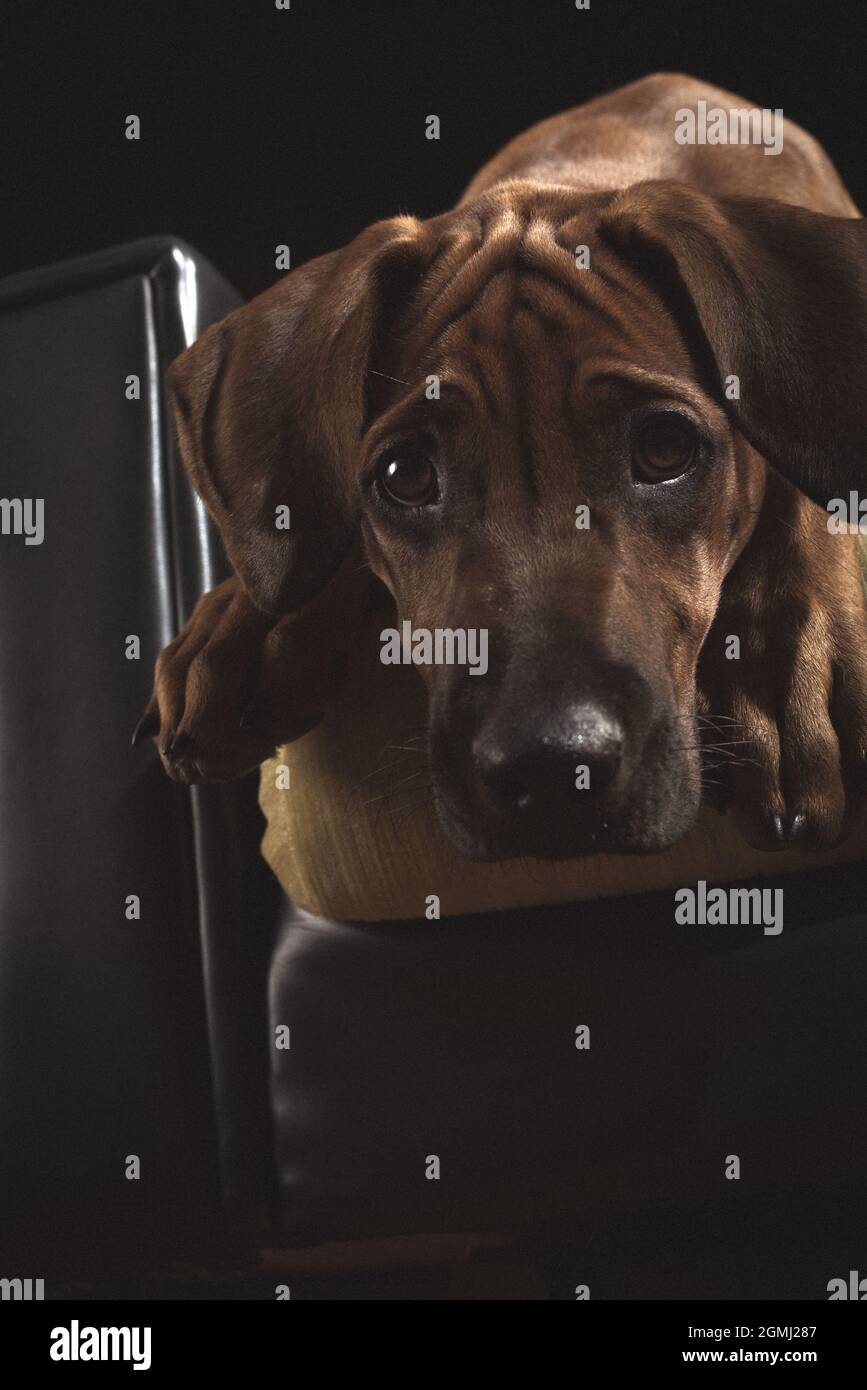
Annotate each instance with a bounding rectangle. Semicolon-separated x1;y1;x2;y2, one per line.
2;239;866;1299
0;239;280;1277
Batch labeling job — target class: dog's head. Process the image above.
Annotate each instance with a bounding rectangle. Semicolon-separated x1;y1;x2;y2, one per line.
169;180;867;860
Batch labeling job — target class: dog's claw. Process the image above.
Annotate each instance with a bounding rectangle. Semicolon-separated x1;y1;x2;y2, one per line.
769;812;788;849
131;710;159;747
782;811;809;843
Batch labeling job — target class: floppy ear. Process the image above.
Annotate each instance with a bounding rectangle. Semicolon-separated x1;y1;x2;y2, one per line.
168;216;430;613
599;181;867;506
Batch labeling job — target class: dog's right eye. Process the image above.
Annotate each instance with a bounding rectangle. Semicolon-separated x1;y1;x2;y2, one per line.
632;411;699;483
375;452;440;508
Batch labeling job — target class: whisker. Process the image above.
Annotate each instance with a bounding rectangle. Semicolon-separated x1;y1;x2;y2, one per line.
360;769;427;807
367;368;412;386
690;713;748;726
389;769;427;792
354;758;418;785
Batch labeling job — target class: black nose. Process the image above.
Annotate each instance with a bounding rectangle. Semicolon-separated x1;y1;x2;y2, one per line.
473;702;626;814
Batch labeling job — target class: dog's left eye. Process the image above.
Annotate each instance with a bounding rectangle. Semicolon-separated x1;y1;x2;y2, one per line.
633;412;698;482
376;452;440;507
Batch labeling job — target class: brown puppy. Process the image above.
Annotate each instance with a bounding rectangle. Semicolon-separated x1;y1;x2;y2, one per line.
137;73;867;861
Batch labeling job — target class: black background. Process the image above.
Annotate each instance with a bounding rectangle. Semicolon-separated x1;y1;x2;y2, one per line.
2;0;865;299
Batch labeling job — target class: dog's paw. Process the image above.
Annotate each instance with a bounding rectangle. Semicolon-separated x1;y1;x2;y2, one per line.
131;578;304;783
133;564;363;784
698;490;867;851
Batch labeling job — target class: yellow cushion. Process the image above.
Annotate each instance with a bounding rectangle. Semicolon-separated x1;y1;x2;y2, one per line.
259;602;867;922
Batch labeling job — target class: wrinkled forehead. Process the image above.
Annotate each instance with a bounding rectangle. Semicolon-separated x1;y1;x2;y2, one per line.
381;206;706;427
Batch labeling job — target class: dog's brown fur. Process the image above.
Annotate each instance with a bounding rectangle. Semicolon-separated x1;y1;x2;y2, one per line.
137;74;867;860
